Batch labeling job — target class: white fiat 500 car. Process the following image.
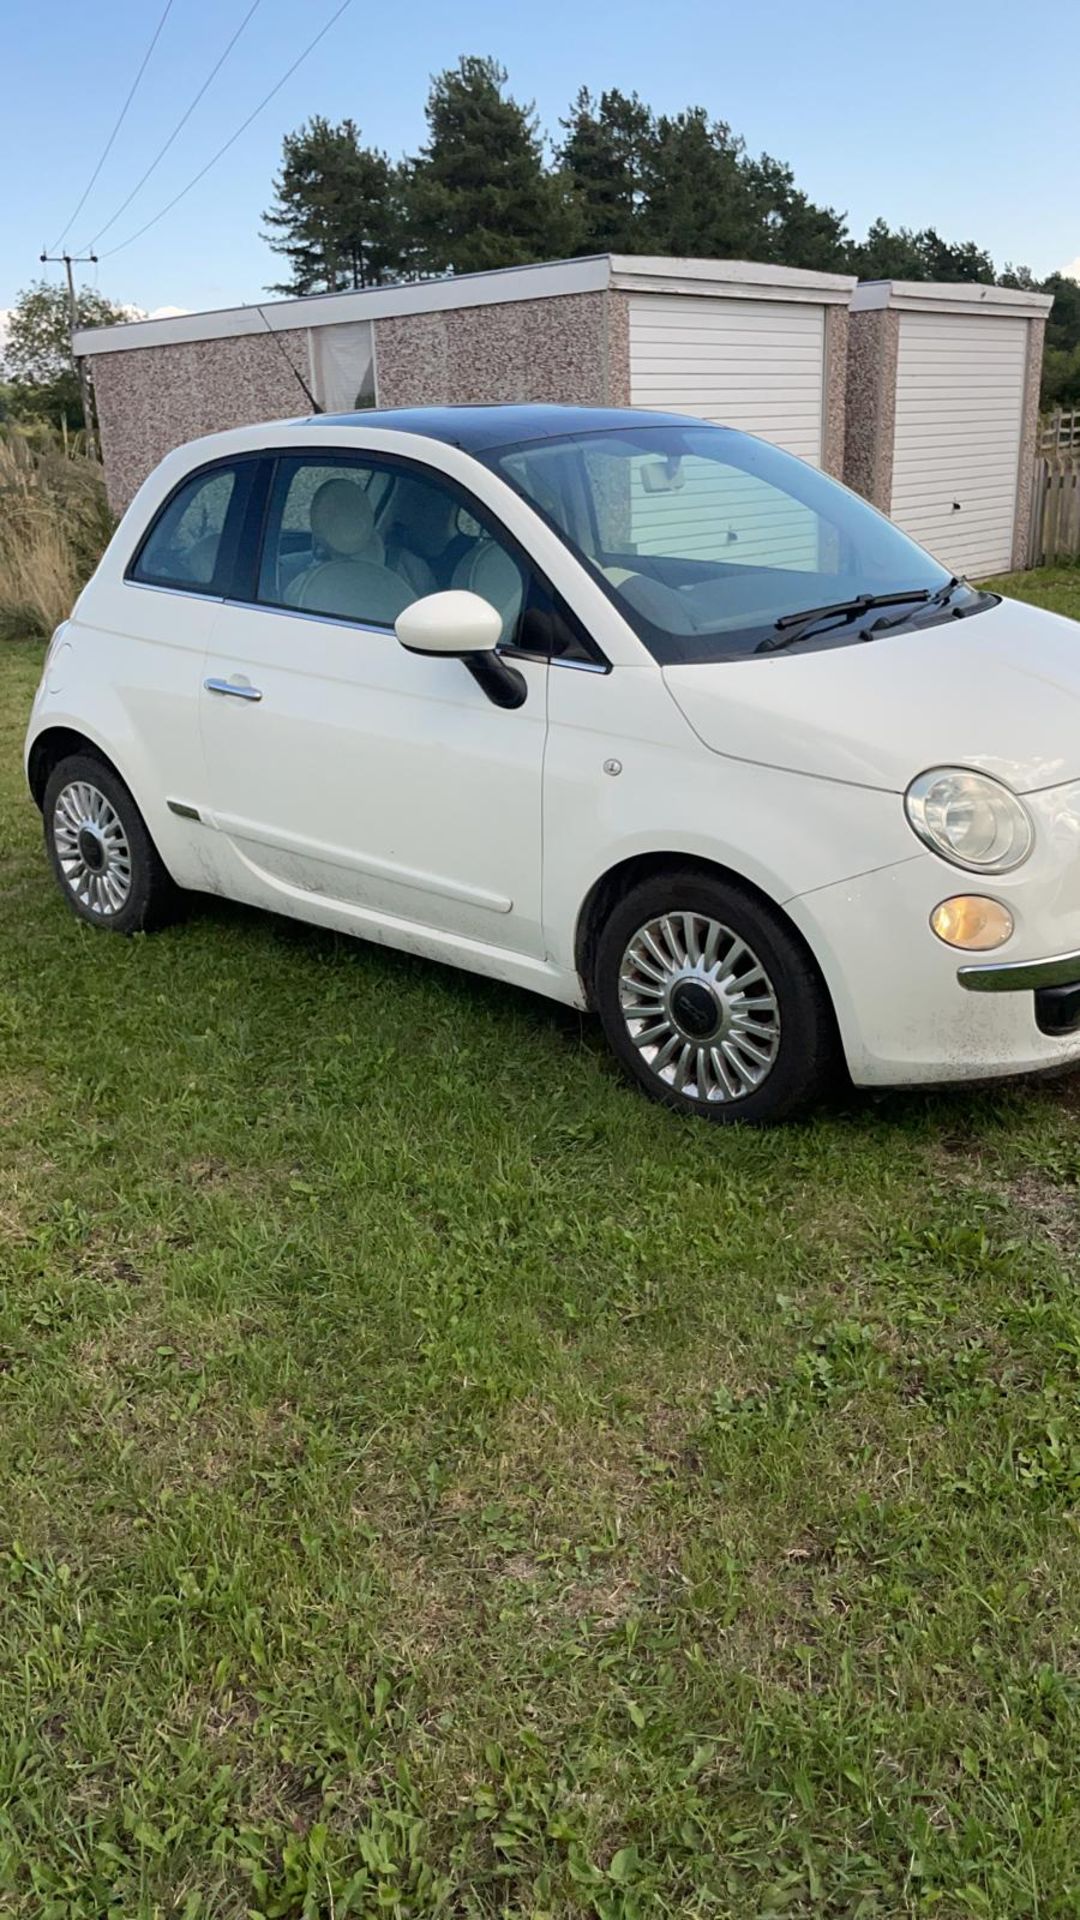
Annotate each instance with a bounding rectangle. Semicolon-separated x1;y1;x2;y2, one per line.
25;405;1080;1123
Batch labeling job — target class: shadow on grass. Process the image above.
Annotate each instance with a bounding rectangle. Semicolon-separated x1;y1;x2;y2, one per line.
159;888;1080;1151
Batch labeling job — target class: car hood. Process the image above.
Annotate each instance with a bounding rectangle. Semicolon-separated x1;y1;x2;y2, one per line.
662;597;1080;794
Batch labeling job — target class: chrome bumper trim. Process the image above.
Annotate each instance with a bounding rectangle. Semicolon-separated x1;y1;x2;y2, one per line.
958;949;1080;993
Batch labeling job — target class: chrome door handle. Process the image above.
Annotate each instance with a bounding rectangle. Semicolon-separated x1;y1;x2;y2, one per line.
204;677;262;702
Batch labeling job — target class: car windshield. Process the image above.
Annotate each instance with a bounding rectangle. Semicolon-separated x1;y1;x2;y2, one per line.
484;422;985;664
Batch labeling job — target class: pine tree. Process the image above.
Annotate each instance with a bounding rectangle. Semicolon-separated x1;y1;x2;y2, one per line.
847;217;927;281
916;231;995;282
558;88;654;253
642;111;761;257
744;154;850;273
263;117;404;295
848;218;994;284
406;57;578;275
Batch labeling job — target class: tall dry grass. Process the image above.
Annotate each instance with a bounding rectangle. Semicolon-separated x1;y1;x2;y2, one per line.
0;427;114;640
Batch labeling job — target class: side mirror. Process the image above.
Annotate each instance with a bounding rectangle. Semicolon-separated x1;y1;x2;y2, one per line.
395;590;526;710
395;589;502;657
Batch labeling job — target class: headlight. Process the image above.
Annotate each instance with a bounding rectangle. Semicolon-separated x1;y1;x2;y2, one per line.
904;768;1033;873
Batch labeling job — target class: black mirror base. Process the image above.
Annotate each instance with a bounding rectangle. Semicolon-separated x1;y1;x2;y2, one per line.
463;652;528;709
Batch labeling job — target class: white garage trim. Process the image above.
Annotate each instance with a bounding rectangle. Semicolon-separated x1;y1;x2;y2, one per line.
611;255;853;305
851;279;1050;319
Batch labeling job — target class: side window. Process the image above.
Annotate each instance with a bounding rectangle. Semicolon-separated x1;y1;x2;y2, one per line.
132;465;240;591
256;455;530;646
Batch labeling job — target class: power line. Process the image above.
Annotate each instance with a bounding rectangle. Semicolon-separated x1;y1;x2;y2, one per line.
50;0;177;251
102;0;353;260
79;0;265;252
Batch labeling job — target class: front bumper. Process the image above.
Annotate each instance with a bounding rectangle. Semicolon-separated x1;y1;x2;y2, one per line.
958;949;1080;992
785;799;1080;1086
958;948;1080;1042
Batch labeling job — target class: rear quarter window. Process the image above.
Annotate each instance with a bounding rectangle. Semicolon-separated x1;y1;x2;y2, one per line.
130;464;244;593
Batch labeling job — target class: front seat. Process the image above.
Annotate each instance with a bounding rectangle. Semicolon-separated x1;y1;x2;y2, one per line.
452;541;526;644
383;479;470;597
284;478;412;625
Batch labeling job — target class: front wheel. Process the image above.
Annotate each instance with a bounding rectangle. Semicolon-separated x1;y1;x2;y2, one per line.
43;753;178;935
593;870;837;1125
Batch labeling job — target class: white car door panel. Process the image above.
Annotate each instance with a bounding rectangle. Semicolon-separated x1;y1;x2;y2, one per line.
199;603;549;955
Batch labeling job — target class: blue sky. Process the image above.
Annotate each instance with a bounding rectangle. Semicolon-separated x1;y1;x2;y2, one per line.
2;0;1078;323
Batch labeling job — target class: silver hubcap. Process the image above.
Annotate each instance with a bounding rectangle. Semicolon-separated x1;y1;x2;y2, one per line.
53;780;133;917
619;912;781;1103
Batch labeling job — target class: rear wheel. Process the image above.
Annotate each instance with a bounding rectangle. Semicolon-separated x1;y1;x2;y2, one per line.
43;753;178;935
593;869;836;1124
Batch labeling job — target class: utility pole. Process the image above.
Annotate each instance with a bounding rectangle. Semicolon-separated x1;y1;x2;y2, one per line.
39;249;98;459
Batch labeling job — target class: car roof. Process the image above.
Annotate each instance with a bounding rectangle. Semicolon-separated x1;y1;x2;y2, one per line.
306;403;715;452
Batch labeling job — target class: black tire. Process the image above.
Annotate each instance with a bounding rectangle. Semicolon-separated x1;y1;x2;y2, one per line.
593;868;837;1125
43;752;178;935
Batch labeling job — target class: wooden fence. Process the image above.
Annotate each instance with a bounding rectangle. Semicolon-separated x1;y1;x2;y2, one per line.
1028;416;1080;565
1042;408;1080;451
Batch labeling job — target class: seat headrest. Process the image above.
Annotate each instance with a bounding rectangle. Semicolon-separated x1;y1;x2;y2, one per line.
387;479;458;559
310;478;377;557
453;541;525;627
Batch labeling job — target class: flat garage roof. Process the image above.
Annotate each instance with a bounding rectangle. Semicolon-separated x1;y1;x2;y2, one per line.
73;255;857;358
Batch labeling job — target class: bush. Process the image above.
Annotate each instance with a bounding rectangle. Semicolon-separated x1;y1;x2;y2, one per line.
0;426;113;640
1043;343;1080;412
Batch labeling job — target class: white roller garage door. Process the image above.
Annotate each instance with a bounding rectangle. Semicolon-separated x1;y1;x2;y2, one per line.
889;312;1027;577
628;294;826;465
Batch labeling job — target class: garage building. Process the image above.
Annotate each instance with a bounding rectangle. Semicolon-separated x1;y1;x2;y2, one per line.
845;278;1051;577
75;254;856;514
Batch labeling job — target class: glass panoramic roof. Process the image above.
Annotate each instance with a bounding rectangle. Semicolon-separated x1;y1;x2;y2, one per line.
307;404;704;452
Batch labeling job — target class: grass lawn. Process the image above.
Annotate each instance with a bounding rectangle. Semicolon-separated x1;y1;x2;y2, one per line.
4;570;1080;1916
982;567;1080;621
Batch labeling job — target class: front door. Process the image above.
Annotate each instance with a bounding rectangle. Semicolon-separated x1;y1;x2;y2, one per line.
198;450;549;957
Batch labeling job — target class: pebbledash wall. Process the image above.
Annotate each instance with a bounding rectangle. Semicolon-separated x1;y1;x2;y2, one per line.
75;255;855;513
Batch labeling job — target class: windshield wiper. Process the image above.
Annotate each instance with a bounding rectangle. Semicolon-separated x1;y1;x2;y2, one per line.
755;590;932;655
863;576;968;637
